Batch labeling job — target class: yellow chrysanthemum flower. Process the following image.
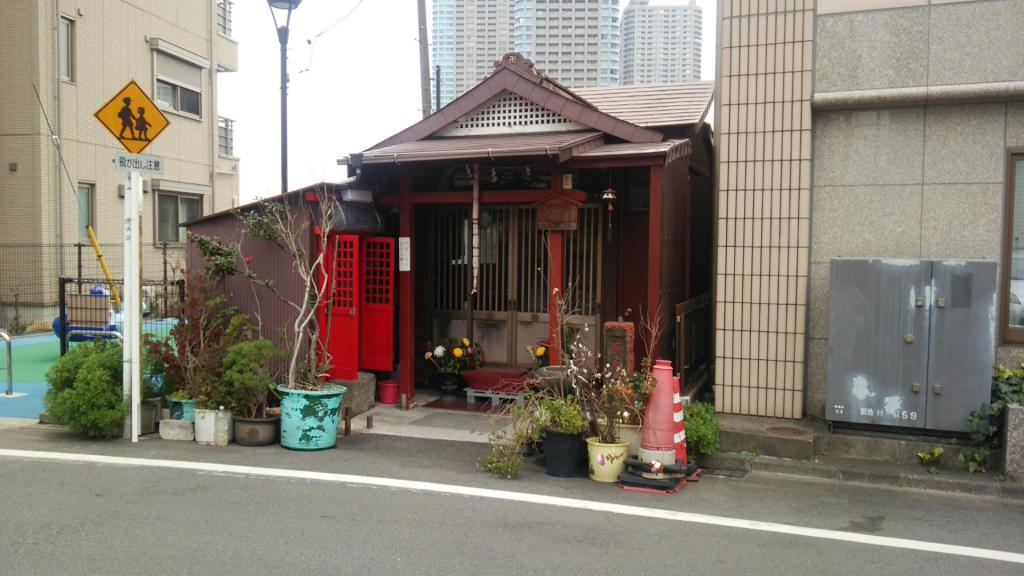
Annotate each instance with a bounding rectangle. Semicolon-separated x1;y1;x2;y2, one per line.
535;346;546;357
462;337;471;347
453;347;464;358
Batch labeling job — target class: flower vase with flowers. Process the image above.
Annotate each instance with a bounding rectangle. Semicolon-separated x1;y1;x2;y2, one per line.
526;339;550;369
424;338;484;397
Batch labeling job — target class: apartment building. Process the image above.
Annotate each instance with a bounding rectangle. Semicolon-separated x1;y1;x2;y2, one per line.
513;0;620;88
714;0;1024;427
431;0;516;111
621;0;702;84
0;0;239;324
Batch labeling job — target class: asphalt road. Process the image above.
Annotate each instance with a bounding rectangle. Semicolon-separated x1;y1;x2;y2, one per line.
0;427;1022;575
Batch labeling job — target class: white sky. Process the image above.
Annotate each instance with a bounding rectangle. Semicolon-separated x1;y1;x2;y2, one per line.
220;0;717;203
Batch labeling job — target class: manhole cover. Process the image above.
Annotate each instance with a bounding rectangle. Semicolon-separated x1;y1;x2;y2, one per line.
765;426;810;438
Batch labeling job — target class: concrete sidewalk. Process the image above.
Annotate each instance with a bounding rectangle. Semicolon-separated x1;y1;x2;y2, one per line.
349;389;507;444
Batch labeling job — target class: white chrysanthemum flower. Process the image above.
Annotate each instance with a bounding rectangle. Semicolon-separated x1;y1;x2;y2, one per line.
433;345;446;357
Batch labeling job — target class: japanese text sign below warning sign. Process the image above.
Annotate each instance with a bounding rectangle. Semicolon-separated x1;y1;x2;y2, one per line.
94;80;169;154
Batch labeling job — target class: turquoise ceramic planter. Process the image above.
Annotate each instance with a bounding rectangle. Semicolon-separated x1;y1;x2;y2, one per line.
279;385;346;450
169;399;196;422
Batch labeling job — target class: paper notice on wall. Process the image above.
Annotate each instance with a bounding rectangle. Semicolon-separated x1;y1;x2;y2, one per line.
398;237;411;272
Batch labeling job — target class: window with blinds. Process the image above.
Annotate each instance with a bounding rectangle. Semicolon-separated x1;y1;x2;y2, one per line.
154;52;203;118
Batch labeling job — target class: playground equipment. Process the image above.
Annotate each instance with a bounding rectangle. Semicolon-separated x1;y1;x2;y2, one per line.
86;225;120;306
53;286;123;344
0;330;11;396
52;227;124;348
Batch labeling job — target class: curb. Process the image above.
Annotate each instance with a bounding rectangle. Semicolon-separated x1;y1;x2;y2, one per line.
748;455;1024;500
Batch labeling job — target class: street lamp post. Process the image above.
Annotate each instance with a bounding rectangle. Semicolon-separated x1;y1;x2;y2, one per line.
268;0;301;196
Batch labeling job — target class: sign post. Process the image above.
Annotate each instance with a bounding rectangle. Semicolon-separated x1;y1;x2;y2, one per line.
96;81;169;443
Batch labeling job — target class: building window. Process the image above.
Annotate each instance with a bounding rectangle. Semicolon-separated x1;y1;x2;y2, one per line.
157;193;202;243
156;79;201;117
154;52;203;118
77;183;93;241
218;117;234;156
59;17;74;81
1005;153;1024;343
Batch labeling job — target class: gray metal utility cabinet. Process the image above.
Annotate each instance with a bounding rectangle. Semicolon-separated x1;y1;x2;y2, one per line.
826;259;996;433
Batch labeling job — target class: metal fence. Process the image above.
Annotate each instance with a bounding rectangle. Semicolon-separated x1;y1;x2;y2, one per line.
0;242;186;334
57;277;184;355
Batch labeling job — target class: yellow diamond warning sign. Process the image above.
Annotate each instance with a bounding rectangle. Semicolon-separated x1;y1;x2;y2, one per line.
95;80;169;154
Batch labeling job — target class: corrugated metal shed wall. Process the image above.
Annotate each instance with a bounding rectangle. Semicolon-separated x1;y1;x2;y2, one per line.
186;204;314;377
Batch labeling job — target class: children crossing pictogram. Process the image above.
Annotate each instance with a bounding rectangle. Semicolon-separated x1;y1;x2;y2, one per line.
95;81;169;154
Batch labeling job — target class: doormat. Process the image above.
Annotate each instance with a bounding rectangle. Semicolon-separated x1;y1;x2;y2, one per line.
423;397;502;413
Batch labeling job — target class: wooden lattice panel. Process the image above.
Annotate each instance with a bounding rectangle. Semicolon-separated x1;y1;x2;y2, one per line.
438;92;586;136
362;239;393;306
332;236;358;311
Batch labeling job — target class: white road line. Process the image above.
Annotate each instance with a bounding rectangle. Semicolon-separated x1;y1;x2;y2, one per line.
2;448;1022;565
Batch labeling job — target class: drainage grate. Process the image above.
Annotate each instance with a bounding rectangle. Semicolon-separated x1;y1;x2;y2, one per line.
765;426;811;438
701;468;748;479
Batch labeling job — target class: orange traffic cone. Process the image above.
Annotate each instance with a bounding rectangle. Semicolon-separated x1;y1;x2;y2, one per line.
672;376;687;465
639;359;677;465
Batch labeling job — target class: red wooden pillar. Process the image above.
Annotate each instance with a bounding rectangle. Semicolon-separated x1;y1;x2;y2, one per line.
399;175;415;404
548;171;564;365
647;164;664;349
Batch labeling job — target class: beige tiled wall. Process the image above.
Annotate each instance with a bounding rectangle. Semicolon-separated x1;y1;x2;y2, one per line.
0;1;238;309
715;0;813;418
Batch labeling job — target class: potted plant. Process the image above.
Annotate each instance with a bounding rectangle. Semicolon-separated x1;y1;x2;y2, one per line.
222;338;283;446
167;390;196;421
231;188;347;450
141;335;171;432
425;337;483;398
191;315;256;446
149;271;235;423
533;393;587;477
581;367;638;483
613;360;654;456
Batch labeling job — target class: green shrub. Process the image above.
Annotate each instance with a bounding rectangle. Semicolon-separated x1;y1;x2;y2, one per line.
221;338;281;418
479;436;524;480
536;396;586;435
47;355;126;438
44;340;122;412
962;365;1024;472
46;343;96;395
684;401;720;456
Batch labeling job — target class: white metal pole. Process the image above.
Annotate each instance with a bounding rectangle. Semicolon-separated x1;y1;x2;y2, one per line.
122;171;131;439
131;170;142;443
122;170;142;442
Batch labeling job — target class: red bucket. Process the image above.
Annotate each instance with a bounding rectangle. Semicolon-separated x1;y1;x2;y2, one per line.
378;380;399;405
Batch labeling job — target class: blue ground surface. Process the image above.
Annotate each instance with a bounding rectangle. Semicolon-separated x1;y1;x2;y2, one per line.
0;320;176;420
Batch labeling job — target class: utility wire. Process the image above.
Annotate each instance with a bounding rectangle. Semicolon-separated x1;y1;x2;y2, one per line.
32;83;79;199
298;0;367;74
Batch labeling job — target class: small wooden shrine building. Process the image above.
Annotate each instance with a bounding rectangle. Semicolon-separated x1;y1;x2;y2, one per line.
187;53;715;406
340;53;716;403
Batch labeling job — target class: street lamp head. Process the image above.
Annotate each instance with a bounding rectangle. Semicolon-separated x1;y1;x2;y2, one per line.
268;0;301;11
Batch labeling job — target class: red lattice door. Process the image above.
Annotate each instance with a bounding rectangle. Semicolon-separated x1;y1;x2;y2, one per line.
359;237;395;372
320;233;360;381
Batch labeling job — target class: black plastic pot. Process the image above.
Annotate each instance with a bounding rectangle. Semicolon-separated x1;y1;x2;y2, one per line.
544;430;583;477
233;416;280;446
438;373;462;398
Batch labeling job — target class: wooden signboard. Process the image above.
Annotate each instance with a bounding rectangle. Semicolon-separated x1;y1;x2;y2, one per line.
536;196;579;231
603;321;635;373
